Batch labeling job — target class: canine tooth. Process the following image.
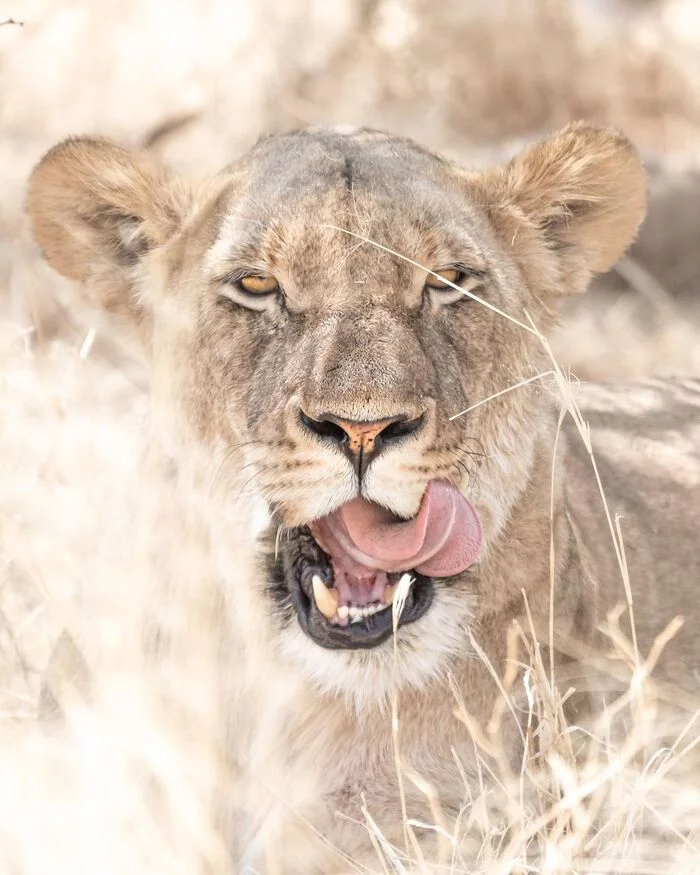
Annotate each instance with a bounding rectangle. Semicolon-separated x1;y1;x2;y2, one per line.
337;605;349;620
384;584;396;606
312;575;339;620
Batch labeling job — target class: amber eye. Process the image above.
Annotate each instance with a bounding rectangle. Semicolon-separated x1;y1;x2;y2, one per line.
425;268;463;290
238;274;280;295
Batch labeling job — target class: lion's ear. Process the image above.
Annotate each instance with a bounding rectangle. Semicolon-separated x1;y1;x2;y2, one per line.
27;137;192;325
476;123;647;291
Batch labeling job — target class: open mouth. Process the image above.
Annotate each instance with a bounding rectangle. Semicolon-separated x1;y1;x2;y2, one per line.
274;480;483;650
282;527;434;650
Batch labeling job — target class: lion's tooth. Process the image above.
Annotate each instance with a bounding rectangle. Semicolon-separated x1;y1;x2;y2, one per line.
337;605;349;620
312;575;339;620
384;584;396;606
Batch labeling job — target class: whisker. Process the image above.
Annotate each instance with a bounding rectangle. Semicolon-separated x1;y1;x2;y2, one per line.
225;439;268;453
205;440;269;498
274;524;285;560
449;443;485;463
213;440;266;477
452;459;471;482
233;468;266;506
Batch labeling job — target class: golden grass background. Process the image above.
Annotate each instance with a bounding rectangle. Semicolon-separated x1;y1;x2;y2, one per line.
1;0;700;871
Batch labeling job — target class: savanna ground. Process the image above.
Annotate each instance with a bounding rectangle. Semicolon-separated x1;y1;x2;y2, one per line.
1;1;700;872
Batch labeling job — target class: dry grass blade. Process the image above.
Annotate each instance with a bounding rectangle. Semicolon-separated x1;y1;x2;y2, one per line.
322;226;540;335
450;371;556;421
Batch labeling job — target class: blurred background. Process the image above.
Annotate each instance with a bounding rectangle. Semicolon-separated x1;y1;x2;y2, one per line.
1;1;700;871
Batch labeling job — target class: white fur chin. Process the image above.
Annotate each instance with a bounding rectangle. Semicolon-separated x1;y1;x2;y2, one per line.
277;588;474;714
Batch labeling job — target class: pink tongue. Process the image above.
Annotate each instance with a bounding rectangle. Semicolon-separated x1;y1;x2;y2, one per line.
311;480;482;578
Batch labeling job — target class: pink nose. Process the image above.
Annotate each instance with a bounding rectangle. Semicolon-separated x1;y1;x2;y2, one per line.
330;417;401;455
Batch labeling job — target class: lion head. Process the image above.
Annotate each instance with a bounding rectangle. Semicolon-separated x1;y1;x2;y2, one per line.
27;123;645;702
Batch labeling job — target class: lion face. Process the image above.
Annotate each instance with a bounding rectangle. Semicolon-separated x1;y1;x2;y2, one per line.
27;124;646;700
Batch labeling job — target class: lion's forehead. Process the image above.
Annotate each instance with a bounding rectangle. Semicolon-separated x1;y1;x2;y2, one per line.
204;129;486;294
226;134;457;223
236;127;453;190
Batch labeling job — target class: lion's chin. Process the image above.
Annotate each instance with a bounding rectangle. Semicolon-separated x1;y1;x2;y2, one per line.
276;526;435;650
276;585;475;711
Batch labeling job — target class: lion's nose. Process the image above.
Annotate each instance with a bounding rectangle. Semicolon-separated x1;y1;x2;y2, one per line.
299;409;424;478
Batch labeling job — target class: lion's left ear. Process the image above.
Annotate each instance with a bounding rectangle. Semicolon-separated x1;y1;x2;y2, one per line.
474;122;647;291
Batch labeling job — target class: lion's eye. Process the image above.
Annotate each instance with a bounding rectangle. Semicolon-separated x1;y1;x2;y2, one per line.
424;268;463;290
238;274;280;295
217;270;282;313
423;266;485;306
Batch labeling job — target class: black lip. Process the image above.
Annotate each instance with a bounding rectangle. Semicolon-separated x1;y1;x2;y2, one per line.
268;526;435;650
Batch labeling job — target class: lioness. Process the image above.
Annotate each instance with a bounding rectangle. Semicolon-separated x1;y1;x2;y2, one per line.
27;123;700;871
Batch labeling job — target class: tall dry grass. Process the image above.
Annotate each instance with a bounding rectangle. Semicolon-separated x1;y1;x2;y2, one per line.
2;308;699;873
2;0;700;872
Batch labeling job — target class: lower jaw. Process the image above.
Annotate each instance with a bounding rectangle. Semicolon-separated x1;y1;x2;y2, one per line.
275;526;435;650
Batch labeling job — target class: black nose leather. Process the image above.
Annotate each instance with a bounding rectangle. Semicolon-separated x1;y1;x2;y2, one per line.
299;410;424;479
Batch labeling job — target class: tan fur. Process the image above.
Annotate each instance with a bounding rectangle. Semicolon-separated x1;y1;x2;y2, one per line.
27;123;700;871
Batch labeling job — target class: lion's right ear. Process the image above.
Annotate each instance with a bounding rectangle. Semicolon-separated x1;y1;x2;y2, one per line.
27;137;192;326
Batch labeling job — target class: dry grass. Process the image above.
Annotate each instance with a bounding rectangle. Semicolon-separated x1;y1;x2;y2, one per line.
1;0;700;872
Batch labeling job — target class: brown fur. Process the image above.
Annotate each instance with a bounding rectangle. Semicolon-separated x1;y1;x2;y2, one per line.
26;123;700;871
